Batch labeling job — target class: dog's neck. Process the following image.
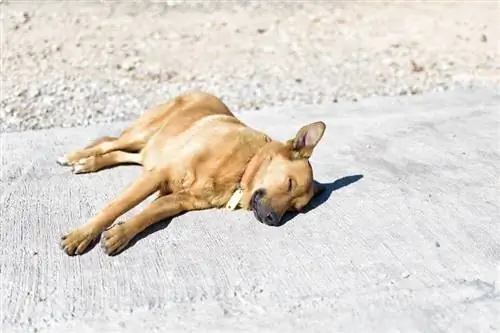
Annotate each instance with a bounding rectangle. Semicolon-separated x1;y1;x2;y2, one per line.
233;138;280;209
239;141;269;188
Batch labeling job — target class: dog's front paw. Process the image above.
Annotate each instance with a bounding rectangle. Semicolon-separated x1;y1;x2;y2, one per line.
60;227;99;256
101;222;132;256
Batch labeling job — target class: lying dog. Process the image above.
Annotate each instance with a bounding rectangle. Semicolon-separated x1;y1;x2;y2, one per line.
58;91;326;256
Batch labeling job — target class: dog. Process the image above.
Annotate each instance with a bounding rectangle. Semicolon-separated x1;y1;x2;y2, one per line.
58;91;326;256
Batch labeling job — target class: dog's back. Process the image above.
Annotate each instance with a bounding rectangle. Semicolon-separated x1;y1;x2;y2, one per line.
119;91;235;146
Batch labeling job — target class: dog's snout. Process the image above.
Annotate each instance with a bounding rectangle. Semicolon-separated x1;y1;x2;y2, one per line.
251;189;281;226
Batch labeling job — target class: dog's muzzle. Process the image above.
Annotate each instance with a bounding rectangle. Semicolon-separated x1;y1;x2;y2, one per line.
251;189;281;226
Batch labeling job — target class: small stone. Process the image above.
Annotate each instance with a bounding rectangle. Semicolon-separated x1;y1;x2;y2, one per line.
410;87;421;95
31;89;41;98
411;60;424;73
22;12;31;24
401;272;410;279
257;28;266;34
119;58;139;72
295;78;302;83
435;241;440;248
481;34;487;43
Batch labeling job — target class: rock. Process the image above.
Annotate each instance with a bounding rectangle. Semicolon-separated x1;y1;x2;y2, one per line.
411;60;424;73
118;59;138;72
22;11;31;24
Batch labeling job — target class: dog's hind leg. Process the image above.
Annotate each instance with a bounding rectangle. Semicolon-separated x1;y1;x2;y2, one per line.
60;170;162;255
71;151;142;174
83;136;118;149
57;134;146;166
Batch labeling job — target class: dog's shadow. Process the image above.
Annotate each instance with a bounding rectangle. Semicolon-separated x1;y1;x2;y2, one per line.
278;174;364;226
114;174;364;255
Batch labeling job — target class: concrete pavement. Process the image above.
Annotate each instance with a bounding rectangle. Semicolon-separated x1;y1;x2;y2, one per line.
1;89;499;332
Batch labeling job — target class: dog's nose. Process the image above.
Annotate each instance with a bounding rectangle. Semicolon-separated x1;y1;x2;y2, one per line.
263;211;279;225
251;189;281;226
253;189;265;200
251;189;266;208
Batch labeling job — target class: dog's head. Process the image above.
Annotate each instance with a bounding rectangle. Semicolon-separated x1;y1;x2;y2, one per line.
241;121;326;226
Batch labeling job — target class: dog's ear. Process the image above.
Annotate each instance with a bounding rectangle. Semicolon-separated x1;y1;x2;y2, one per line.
287;121;326;159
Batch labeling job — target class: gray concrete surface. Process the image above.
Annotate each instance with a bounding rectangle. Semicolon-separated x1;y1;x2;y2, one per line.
1;89;499;332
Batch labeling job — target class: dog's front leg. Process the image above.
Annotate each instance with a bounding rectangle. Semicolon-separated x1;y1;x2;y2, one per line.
101;193;204;256
60;170;162;255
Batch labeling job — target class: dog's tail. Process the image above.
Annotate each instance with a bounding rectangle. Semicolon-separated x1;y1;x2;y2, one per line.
91;171;161;230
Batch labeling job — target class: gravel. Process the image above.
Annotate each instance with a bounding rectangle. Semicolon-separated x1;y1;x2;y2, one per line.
1;1;499;132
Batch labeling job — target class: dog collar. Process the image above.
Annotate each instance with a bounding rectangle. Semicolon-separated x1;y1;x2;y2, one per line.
226;186;244;210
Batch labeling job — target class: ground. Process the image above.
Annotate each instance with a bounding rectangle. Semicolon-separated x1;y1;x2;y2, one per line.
1;0;499;131
1;2;499;332
1;89;499;332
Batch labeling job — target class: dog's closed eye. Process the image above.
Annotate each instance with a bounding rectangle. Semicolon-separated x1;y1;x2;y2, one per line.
288;177;294;192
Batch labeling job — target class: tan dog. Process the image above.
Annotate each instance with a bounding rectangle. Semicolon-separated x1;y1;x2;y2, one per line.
58;91;326;256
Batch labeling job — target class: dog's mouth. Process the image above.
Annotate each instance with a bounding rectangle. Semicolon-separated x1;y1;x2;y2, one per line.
251;189;281;226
